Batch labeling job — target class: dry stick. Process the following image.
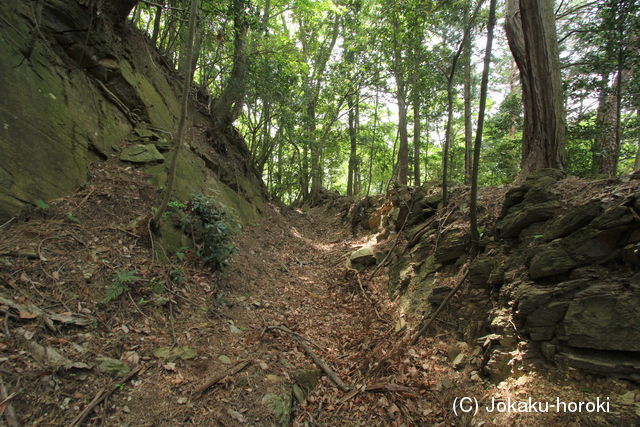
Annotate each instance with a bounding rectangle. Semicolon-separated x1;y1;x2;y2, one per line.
195;360;253;396
267;326;350;392
70;365;145;427
409;268;470;346
265;325;322;352
0;378;18;427
352;271;385;322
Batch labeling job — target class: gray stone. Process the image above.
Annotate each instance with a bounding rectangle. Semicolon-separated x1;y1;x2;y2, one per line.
540;342;558;360
544;200;602;241
120;144;165;164
452;352;466;370
556;348;640;378
469;256;493;288
434;233;468;264
564;294;640;351
349;246;377;270
590;206;637;230
561;226;627;265
96;357;130;377
499;201;561;238
529;244;577;280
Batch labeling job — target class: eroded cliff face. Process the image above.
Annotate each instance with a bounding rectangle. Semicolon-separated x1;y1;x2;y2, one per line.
0;0;264;226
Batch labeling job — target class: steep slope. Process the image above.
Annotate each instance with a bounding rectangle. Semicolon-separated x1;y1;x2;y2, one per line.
0;0;264;230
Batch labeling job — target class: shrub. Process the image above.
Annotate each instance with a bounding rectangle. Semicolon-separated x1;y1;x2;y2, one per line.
179;194;239;270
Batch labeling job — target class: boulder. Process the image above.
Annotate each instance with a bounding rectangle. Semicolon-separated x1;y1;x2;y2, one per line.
543;200;601;241
120;144;165;164
590;206;637;230
564;293;640;351
556;347;640;378
499;201;561;238
349;246;377;270
434;233;468;264
561;226;628;265
529;243;577;279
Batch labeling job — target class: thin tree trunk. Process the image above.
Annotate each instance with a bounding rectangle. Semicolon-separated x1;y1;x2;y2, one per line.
635;109;640;171
347;94;357;196
152;0;199;226
470;0;497;250
366;89;379;196
463;4;473;185
413;96;421;186
151;4;163;46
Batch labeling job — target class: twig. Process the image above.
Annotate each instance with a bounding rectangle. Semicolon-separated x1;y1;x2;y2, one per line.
265;325;322;352
108;227;140;238
266;326;350;392
70;365;146;427
0;378;18;427
147;218;155;263
351;270;385;322
195;360;253;396
127;292;148;318
0;218;15;230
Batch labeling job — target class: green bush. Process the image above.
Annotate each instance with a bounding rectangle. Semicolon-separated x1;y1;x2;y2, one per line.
179;194;240;270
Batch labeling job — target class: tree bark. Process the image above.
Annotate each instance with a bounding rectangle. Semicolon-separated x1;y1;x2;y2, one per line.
413;94;421;186
151;4;163;45
211;0;249;128
347;93;357;196
463;4;473;185
392;17;409;185
505;0;566;177
106;0;139;23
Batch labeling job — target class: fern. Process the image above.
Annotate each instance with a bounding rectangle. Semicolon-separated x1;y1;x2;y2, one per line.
102;270;140;303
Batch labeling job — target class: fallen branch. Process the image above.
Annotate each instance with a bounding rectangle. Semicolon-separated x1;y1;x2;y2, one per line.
265;325;322;352
0;378;18;427
348;270;385;322
267;326;350;392
70;365;146;427
0;293;94;328
195;360;253;396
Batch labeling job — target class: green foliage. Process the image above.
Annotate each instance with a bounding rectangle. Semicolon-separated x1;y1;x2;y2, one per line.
65;212;81;224
103;270;141;303
35;199;49;210
178;194;240;270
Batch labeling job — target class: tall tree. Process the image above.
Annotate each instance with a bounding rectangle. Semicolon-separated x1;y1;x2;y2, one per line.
470;0;497;250
505;0;566;176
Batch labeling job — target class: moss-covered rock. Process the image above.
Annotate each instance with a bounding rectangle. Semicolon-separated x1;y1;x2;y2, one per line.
120;144;165;164
544;200;601;241
529;243;577;279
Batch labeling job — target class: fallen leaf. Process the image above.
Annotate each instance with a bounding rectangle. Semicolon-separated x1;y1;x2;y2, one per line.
227;408;246;423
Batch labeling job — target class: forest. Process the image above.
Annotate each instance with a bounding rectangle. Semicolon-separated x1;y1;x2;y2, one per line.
1;0;640;425
126;0;640;203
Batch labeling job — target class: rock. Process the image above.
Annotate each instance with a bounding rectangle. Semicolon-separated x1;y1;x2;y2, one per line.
622;243;640;266
556;348;640;378
529;243;577;279
428;286;451;306
434;233;468;264
590;206;637;230
349;246;377;270
620;391;636;405
544;200;602;241
96;357;130;377
262;392;292;426
540;342;558;360
563;293;640;352
469;256;493;288
561;226;628;265
452;352;466;370
447;341;469;362
119;144;165;164
499;201;560;238
292;368;322;401
153;346;197;361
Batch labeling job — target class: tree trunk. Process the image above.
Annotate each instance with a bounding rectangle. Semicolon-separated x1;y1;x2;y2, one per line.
347;94;357;196
470;0;497;250
106;0;139;23
442;80;454;203
463;4;473;185
635;109;640;171
396;84;409;185
152;0;199;226
211;0;248;128
505;0;566;177
413;96;421;186
151;4;163;46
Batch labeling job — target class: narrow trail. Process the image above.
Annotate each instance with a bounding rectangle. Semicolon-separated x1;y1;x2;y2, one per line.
121;205;421;425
